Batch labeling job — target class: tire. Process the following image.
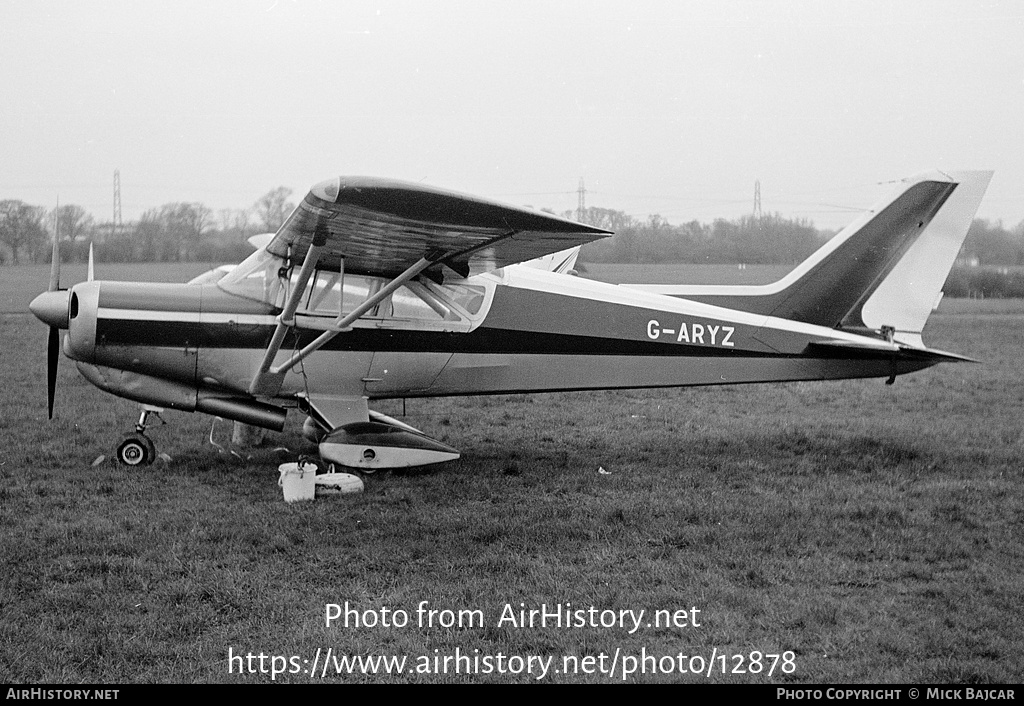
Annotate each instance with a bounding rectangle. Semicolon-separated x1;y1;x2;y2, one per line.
116;434;155;467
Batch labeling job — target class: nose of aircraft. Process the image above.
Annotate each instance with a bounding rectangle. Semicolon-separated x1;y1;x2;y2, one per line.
30;290;71;329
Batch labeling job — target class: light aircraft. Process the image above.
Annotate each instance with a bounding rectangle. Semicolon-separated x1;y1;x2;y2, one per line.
30;170;992;470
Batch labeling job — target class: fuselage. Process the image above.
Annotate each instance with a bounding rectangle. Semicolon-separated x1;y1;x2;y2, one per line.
59;262;934;424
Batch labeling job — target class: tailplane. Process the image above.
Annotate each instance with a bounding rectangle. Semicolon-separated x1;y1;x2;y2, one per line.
629;170;993;346
522;245;582;275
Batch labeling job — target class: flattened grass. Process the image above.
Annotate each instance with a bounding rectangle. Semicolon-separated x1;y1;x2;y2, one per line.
1;302;1021;683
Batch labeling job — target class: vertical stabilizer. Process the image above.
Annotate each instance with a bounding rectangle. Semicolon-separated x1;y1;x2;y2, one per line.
627;170;992;344
855;171;992;346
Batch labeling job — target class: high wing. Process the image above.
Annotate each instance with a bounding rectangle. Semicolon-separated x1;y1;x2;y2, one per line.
265;176;611;280
247;177;610;396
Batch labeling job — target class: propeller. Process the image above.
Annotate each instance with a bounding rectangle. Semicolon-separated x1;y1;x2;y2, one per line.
46;230;61;418
33;240;96;417
47;326;59;418
29;225;70;419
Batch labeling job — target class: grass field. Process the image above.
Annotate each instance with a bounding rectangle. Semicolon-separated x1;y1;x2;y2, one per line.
1;266;1022;683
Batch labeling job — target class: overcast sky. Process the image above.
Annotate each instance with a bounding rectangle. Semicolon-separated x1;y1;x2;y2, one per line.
2;0;1022;230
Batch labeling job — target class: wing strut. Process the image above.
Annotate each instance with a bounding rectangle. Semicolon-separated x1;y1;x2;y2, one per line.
249;228;326;396
249;251;443;396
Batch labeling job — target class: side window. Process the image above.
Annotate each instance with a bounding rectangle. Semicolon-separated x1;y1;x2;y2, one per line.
445;284;486;315
292;270;489;329
223;252;490;329
303;271;342;314
297;272;375;317
389;288;444;320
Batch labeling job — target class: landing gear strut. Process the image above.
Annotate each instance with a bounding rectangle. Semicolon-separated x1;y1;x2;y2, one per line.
115;406;163;466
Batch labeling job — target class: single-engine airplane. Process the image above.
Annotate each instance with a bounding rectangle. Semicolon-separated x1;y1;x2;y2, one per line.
30;170;992;471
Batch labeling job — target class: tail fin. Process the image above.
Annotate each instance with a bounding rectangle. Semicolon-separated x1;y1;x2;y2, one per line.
854;171;992;346
630;170;992;345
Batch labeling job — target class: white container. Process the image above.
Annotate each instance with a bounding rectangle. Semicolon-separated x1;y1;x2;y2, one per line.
278;462;317;503
315;472;364;495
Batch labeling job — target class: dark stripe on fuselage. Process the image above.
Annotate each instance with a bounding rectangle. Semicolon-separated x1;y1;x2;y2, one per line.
94;318;778;358
95;279;775;357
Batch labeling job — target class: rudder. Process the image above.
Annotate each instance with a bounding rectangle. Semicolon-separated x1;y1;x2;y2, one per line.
853;170;992;346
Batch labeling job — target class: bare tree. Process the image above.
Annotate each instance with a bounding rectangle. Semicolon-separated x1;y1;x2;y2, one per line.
219;208;234;234
52;204;94;244
132;209;163;262
182;202;213;252
159;202;212;260
234;208;252;239
0;200;48;264
254;187;294;231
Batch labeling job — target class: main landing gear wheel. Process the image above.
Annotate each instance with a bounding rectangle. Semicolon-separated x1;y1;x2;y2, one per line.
116;434;156;466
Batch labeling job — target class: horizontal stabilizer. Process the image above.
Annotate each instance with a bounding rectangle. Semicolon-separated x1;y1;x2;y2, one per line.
247;232;275;250
809;339;977;363
895;347;977;364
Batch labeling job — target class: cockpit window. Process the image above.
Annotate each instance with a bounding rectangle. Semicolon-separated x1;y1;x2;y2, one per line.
218;248;285;304
219;249;491;331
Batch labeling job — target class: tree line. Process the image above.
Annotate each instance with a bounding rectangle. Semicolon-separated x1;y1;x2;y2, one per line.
574;207;826;265
2;192;1023;270
0;187;294;265
572;206;1024;268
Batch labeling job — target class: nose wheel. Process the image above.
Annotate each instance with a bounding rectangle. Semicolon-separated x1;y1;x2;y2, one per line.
116;434;156;466
115;406;164;467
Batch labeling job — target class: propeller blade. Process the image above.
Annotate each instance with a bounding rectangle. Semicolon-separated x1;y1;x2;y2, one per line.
47;326;59;419
49;211;61;292
44;206;63;418
88;242;95;282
